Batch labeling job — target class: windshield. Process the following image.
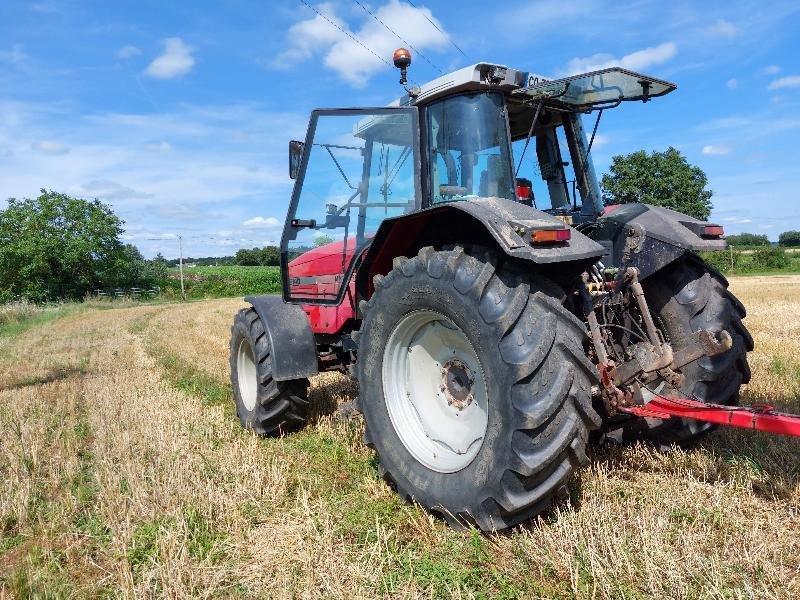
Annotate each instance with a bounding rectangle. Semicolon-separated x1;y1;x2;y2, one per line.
514;67;676;110
427;92;516;203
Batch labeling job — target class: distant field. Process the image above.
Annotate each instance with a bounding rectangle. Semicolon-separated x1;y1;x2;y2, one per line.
160;265;281;299
156;255;800;302
1;276;798;597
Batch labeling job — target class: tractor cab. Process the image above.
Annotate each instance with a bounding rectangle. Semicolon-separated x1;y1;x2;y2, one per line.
281;58;676;305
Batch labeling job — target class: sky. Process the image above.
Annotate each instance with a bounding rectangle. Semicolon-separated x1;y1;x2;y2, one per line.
1;0;799;258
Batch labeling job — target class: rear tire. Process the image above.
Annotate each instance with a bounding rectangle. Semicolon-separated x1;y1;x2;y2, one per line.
230;307;310;435
356;247;601;532
618;255;753;449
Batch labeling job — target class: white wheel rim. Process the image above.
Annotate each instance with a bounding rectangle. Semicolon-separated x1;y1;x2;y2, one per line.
382;310;489;473
237;338;258;412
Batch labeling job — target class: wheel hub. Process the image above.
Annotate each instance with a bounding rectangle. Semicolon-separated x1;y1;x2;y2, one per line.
382;309;489;473
441;358;474;410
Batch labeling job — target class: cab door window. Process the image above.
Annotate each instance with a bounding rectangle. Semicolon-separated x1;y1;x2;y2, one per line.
283;108;419;304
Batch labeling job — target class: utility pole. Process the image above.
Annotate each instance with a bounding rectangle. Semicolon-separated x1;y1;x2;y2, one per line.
178;235;186;301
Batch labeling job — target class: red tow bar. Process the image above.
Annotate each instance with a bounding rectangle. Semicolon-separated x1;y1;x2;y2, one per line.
621;396;800;437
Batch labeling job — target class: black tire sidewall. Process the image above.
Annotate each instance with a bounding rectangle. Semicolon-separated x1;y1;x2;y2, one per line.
230;314;259;427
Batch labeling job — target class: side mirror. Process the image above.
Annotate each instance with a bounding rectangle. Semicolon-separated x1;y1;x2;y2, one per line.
289;140;304;179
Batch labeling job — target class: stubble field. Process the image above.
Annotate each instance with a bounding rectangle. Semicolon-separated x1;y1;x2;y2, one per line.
0;276;798;598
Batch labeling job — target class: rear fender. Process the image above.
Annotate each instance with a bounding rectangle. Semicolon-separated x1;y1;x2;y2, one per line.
356;197;606;299
593;204;726;279
244;295;318;381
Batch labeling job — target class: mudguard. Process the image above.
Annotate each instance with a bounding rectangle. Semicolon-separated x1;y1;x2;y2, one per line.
357;197;606;296
244;295;318;381
592;204;726;279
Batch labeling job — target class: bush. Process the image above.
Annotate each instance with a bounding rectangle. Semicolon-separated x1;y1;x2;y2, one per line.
156;266;281;299
700;249;739;274
751;246;790;270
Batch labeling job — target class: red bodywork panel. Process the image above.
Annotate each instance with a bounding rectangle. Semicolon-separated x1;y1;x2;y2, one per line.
622;396;800;437
287;213;431;335
287;238;359;335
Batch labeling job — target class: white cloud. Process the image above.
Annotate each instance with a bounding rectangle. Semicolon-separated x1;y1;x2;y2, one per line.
707;19;739;37
564;42;677;75
144;38;195;80
762;65;780;75
768;75;800;90
0;43;28;65
31;140;69;155
726;78;738;90
273;0;450;87
243;216;281;228
271;3;346;67
117;45;141;60
145;140;172;152
701;144;730;156
696;116;753;131
79;180;154;201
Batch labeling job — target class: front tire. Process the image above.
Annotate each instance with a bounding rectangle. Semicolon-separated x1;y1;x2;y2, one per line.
230;307;310;435
356;247;601;532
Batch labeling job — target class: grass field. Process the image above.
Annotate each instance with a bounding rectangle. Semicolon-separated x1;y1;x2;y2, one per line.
1;276;799;598
159;266;281;299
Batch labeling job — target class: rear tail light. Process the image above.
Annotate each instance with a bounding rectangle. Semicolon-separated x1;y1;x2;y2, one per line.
531;228;570;244
516;184;531;201
703;225;724;237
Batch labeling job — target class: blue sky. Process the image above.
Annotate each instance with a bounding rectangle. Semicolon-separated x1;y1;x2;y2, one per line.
1;0;799;258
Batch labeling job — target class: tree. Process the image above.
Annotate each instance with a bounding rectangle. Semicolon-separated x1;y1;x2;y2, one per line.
726;233;770;246
779;230;800;247
235;248;260;266
261;245;280;266
235;245;281;266
601;147;713;220
141;252;169;283
0;190;140;302
314;235;334;247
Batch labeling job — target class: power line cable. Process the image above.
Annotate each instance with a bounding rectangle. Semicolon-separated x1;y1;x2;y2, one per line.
405;0;467;59
352;0;443;74
299;0;398;76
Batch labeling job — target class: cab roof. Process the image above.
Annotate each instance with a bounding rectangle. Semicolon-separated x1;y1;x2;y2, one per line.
393;63;676;110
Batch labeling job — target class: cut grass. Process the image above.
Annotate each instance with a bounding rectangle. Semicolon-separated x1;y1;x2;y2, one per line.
0;277;798;597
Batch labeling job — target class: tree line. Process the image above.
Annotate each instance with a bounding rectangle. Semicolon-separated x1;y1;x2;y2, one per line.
725;231;800;247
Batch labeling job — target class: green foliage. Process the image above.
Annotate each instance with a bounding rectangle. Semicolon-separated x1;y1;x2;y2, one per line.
726;233;770;246
234;245;280;266
752;246;790;269
314;235;334;247
166;255;235;267
0;190;144;301
141;252;169;282
699;247;797;274
601;147;713;220
157;265;281;299
779;230;800;247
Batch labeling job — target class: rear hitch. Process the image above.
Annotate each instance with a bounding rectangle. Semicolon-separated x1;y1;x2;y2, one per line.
621;395;800;438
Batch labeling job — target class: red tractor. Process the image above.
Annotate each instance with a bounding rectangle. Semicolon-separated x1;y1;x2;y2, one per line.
229;53;796;532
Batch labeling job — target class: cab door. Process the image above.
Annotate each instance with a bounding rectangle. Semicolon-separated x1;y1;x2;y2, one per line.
281;108;420;305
